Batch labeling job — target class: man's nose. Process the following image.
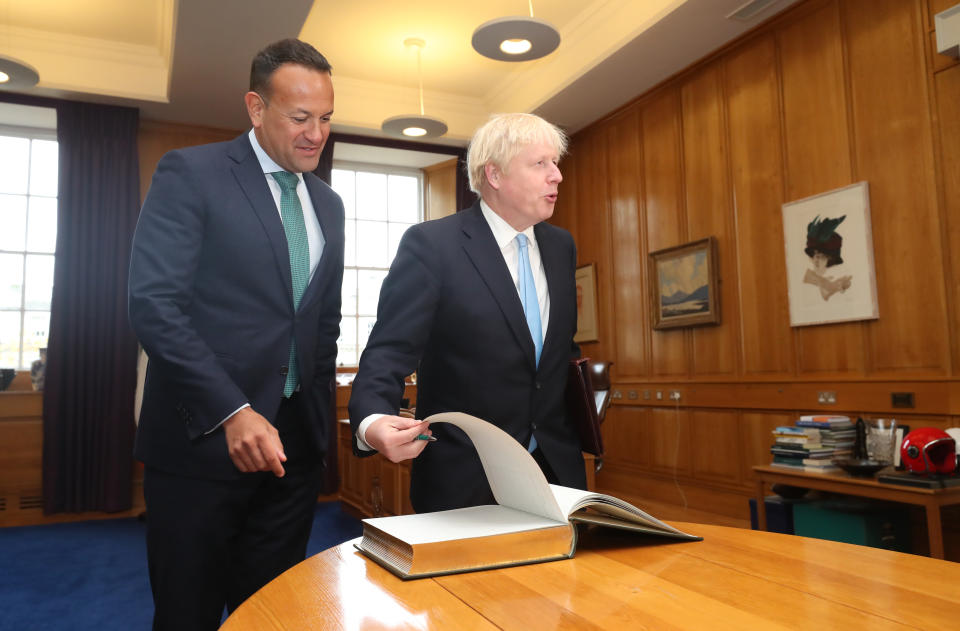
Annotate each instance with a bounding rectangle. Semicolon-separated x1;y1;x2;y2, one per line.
548;163;562;183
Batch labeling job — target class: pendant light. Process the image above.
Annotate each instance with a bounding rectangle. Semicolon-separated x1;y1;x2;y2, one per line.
0;55;39;90
381;38;447;139
472;0;560;62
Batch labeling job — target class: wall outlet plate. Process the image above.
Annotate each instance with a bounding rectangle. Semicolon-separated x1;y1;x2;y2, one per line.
817;391;837;404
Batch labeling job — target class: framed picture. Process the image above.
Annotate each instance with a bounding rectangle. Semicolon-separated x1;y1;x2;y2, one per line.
574;263;599;343
781;181;879;327
649;237;719;330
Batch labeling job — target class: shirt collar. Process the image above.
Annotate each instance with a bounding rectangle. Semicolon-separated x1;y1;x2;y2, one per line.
480;199;536;250
247;129;303;183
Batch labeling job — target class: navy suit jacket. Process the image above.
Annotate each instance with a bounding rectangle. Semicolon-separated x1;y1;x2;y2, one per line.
129;133;344;480
349;202;586;512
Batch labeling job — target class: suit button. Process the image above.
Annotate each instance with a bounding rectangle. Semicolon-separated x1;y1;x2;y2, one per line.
532;423;538;430
280;366;289;376
535;382;541;390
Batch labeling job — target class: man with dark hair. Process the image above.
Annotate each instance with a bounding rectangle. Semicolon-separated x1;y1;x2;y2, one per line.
129;38;343;630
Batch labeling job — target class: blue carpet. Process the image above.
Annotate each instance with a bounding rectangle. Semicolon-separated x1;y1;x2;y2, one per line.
0;501;363;631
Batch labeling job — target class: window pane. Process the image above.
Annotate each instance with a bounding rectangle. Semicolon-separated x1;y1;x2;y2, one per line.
355;172;386;220
26;196;57;253
0;253;24;309
29;140;58;197
0;311;21;368
22;311;49;363
357;270;386;315
336;317;357;366
356;220;388;268
341;269;357;316
357;316;376;355
331;169;355;219
388;223;413;266
0;194;27;250
0;136;30;195
24;254;54;309
344;219;356;267
388;175;418;223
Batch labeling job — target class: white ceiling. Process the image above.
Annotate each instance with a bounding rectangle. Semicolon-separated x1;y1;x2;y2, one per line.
0;0;800;147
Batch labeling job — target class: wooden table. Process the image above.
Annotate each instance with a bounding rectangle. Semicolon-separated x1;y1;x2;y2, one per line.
752;464;960;559
220;522;960;630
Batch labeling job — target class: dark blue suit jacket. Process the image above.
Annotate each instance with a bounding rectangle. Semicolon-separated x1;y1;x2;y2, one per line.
349;202;585;512
129;133;344;480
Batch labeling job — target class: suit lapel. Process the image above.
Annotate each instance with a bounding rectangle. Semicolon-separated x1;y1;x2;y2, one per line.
459;204;538;369
536;222;567;360
297;175;336;312
228;135;294;308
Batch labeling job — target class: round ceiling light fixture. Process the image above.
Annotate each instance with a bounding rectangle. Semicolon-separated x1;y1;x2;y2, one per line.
381;38;448;139
471;2;560;62
0;56;39;90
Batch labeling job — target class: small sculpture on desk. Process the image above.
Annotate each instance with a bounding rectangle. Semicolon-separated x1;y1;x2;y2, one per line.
30;348;46;392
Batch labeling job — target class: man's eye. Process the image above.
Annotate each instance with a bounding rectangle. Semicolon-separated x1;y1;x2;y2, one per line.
292;117;308;123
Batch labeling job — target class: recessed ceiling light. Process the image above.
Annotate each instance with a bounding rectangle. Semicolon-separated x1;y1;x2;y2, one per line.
0;56;39;90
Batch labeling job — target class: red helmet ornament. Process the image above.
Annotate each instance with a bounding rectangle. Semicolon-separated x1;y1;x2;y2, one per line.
900;428;956;475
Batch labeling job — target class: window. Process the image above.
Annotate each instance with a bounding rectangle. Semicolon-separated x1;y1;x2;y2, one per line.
0;122;58;371
331;163;421;366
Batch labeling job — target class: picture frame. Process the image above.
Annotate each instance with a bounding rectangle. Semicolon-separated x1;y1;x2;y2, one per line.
781;181;879;327
574;263;599;343
649;237;719;330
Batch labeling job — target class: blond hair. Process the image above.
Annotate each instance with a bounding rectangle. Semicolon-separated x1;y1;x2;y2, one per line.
466;113;567;194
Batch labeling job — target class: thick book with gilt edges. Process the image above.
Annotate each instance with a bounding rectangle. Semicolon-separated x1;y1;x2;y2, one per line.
356;412;701;580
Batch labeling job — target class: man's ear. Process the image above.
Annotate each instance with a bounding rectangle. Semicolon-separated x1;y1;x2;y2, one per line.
244;92;265;128
484;163;501;190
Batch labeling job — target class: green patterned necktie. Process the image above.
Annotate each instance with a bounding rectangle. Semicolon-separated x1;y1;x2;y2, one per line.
272;171;310;397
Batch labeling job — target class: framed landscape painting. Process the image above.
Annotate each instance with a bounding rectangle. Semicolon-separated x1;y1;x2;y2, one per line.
649;237;719;330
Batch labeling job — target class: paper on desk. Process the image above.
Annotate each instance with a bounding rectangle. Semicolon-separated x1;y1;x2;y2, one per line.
424;412;567;523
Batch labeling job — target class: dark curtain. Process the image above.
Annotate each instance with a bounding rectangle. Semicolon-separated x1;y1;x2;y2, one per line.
42;100;141;514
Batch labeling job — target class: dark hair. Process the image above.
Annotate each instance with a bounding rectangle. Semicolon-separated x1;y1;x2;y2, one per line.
250;39;332;98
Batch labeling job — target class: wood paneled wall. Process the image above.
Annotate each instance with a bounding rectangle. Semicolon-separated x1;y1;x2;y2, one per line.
424;157;458;220
554;0;960;549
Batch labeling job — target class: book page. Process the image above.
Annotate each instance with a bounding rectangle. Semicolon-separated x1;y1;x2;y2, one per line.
549;484;692;536
424;412;567;523
364;505;565;544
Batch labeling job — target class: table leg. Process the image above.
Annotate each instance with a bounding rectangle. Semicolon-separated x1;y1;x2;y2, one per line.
925;501;944;560
756;479;768;531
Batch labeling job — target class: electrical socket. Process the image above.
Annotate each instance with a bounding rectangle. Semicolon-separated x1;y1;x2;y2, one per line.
669;390;681;401
627;390;639;400
817;390;837;405
656;391;663;400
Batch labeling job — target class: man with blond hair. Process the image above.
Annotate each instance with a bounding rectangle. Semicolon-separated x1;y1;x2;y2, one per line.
349;113;586;512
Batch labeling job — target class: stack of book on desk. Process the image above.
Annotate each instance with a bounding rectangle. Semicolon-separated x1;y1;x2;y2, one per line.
770;415;854;473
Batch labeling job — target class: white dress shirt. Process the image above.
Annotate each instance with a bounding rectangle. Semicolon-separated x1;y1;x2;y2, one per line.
355;200;550;450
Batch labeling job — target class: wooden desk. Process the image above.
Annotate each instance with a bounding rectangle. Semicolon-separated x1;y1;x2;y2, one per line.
221;522;960;630
752;464;960;559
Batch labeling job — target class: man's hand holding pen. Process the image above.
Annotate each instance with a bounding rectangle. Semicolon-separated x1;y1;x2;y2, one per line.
365;415;435;463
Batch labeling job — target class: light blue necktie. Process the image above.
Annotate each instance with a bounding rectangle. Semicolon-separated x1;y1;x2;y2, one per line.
516;233;542;453
272;171;310;398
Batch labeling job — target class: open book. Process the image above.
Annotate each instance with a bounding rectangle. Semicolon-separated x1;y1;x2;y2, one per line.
357;412;701;579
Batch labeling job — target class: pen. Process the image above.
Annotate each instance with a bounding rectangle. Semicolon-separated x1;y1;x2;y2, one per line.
415;434;437;442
